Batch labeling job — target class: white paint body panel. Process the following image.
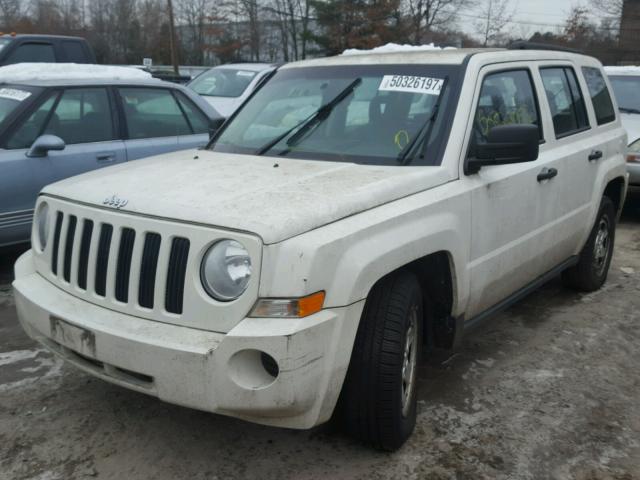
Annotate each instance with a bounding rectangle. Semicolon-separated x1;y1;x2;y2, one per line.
14;49;628;428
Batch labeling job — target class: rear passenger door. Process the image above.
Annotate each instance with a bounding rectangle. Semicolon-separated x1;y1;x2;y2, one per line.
537;64;604;253
117;87;209;160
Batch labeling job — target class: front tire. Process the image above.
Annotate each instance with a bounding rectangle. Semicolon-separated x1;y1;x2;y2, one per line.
562;196;616;292
341;271;423;451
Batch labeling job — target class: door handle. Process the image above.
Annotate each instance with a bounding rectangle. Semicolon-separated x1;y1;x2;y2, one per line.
537;167;558;182
96;152;115;162
588;150;603;161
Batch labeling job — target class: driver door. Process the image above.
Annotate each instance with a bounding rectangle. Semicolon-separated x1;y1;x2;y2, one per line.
463;64;565;319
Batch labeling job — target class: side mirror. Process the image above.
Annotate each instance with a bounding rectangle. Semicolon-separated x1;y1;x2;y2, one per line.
209;117;226;140
27;135;66;158
466;124;539;174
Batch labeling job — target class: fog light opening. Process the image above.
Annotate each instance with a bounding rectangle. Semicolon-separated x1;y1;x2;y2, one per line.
228;349;279;390
260;352;279;378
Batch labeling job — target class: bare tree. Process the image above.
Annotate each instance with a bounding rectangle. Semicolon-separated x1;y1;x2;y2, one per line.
474;0;513;46
590;0;623;17
403;0;470;44
0;0;27;29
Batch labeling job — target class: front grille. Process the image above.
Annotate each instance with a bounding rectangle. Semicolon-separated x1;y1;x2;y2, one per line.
49;210;190;315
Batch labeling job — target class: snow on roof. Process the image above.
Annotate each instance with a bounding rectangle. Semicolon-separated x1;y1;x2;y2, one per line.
0;63;153;83
341;42;457;56
604;66;640;76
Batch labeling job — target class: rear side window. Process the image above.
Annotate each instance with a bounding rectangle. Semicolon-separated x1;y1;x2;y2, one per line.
5;43;55;63
119;88;192;139
62;41;86;63
540;67;589;138
473;69;542;144
582;67;616;125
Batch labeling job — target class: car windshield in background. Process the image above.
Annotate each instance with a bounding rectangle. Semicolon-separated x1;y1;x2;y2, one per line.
210;65;460;166
0;38;10;52
0;86;33;124
609;76;640;112
189;68;257;98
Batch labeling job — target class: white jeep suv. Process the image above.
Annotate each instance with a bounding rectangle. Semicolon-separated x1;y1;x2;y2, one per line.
13;47;628;450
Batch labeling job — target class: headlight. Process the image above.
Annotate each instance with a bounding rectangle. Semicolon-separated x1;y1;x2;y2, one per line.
201;239;252;301
35;201;50;251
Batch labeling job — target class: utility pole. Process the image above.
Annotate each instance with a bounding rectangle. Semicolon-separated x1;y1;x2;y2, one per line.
167;0;179;75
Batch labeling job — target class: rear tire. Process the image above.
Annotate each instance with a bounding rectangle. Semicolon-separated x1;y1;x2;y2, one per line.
562;196;616;292
341;271;423;451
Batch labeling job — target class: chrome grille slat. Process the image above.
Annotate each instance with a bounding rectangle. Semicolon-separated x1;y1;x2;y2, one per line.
51;212;64;275
105;226;121;300
165;238;190;314
138;233;161;309
94;224;113;297
77;219;94;290
115;228;136;303
62;215;77;283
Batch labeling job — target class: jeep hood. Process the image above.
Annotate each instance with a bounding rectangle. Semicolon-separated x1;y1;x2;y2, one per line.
42;151;451;244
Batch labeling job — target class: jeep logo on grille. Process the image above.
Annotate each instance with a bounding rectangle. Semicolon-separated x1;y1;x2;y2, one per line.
103;195;128;209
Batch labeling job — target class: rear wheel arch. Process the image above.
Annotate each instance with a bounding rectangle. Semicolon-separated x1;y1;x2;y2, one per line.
603;176;626;218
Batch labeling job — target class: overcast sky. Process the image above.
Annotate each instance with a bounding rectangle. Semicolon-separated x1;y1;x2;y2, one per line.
458;0;599;39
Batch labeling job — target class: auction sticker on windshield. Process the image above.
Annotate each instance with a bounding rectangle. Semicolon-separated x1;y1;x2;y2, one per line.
379;75;443;95
0;88;32;102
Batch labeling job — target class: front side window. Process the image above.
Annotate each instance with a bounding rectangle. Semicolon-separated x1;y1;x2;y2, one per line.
119;88;191;139
582;67;615;125
42;88;114;144
189;68;258;98
540;67;590;138
210;64;460;166
0;86;34;125
472;69;541;144
5;43;55;63
608;75;640;114
6;93;57;149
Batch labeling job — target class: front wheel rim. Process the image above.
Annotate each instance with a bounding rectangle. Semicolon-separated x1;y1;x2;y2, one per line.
401;305;419;418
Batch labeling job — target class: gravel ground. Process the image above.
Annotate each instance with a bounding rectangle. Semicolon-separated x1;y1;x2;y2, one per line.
1;192;639;480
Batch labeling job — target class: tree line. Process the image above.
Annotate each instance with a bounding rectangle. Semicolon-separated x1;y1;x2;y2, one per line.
0;0;634;66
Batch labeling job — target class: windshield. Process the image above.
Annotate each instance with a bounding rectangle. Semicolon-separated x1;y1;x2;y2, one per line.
0;86;34;124
210;64;460;166
189;68;258;98
609;75;640;112
0;38;11;52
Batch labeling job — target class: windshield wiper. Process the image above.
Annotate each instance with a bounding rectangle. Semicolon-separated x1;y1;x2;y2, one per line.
397;77;448;166
256;77;362;156
619;107;640;115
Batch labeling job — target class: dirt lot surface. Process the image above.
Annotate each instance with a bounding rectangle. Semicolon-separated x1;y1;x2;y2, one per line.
1;193;639;480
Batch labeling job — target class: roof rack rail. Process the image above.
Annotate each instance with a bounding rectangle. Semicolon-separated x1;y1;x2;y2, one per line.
508;41;582;54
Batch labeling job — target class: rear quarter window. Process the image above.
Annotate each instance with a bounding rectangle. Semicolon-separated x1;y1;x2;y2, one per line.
582;67;616;125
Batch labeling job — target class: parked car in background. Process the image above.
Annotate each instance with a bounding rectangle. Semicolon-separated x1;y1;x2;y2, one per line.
0;34;95;66
0;63;222;248
13;47;627;451
605;66;640;185
187;63;276;117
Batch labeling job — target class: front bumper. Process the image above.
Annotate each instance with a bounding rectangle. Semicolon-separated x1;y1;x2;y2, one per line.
13;250;364;429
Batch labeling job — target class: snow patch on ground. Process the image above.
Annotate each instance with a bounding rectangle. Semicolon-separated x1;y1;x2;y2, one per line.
341;42;456;56
0;63;153;83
